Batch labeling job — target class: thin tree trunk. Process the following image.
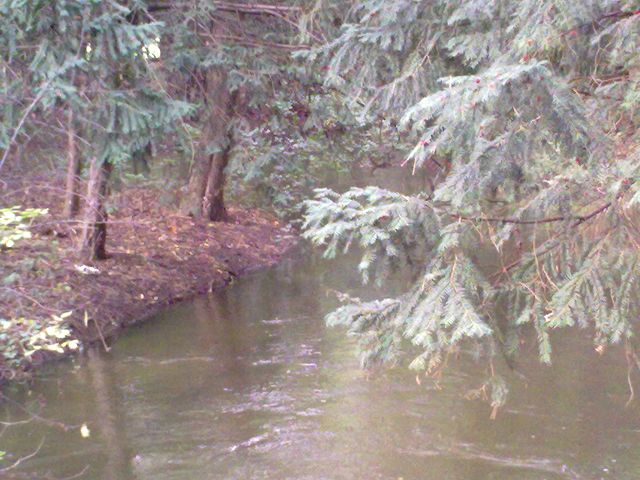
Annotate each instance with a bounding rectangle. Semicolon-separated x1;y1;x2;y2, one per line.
181;153;209;217
79;157;112;260
63;108;83;218
132;142;151;175
203;136;233;221
180;68;237;221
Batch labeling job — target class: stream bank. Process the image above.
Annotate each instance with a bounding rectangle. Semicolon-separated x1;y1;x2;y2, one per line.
1;181;298;384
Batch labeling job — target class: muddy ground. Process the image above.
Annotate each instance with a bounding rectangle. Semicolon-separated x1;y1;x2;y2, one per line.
1;176;298;383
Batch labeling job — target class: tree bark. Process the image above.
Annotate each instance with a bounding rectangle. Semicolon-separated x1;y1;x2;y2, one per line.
132;142;151;175
203;134;233;221
181;149;209;218
79;157;112;260
181;68;237;221
63;108;83;218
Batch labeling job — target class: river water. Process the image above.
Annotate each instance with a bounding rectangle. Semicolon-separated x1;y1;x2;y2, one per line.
2;172;640;479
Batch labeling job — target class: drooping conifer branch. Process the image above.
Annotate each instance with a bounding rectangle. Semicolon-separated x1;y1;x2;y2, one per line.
302;0;640;414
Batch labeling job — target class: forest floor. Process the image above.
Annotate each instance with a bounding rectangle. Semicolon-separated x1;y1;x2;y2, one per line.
1;174;298;385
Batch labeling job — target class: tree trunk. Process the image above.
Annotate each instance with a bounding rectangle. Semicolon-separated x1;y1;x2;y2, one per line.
181;150;209;218
203;135;233;221
132;142;151;175
79;157;112;260
63;108;83;218
180;68;237;221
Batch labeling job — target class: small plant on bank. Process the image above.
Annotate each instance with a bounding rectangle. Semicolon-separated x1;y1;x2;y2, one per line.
0;207;47;249
1;207;75;380
0;312;80;380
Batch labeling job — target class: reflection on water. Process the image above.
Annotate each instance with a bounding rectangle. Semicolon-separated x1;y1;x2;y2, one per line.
2;170;640;479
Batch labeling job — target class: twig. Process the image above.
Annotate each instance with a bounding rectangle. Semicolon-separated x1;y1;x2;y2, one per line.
0;394;78;431
492;202;612;278
452;200;613;226
0;79;54;176
148;1;302;16
93;315;111;353
58;465;90;480
0;287;60;314
217;34;309;50
0;437;45;473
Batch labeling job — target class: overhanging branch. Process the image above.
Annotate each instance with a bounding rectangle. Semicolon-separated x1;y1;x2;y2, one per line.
147;1;302;17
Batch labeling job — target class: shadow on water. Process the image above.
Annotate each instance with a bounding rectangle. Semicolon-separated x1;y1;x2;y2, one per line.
2;168;640;479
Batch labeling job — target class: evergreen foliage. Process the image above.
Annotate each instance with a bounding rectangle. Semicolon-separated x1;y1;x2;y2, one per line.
3;0;640;413
229;90;406;219
0;0;190;171
304;0;640;412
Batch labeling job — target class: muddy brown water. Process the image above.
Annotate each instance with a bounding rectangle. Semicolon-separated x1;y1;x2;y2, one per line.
2;170;640;479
